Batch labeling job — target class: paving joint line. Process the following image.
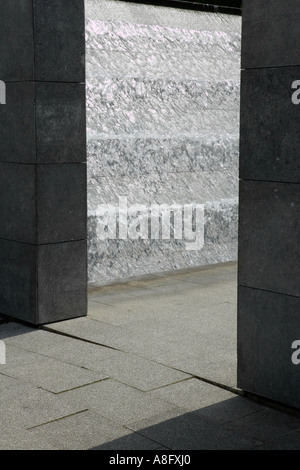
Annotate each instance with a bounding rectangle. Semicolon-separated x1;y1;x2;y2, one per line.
26;409;89;430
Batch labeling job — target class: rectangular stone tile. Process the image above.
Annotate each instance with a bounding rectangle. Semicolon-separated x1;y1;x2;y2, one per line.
237;286;300;409
60;379;179;426
0;322;115;368
0;0;85;82
37;240;87;324
35;83;86;163
0;427;57;450
0;0;34;81
0;163;86;245
238;180;300;297
0;82;35;163
240;67;300;183
37;163;87;244
0;322;37;341
0;82;86;164
98;354;190;391
0;163;36;243
255;431;300;450
223;407;300;444
0;373;86;429
193;395;267;425
0;240;37;323
128;409;261;450
33;0;85;82
162;351;237;390
241;0;300;69
46;317;143;352
0;344;105;393
149;378;267;425
0;240;87;325
91;432;166;451
149;378;238;413
27;409;149;451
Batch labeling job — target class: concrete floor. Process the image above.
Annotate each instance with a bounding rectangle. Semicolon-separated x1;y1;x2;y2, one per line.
0;262;300;450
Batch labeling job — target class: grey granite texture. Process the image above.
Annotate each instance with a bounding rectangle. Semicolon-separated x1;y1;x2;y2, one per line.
238;0;300;411
238;286;300;410
0;163;87;245
0;1;87;326
0;239;87;325
240;67;300;183
85;1;241;284
0;82;86;164
0;0;85;82
242;0;300;69
238;180;300;298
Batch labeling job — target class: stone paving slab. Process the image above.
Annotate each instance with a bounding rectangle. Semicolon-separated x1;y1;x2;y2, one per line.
222;407;300;443
0;343;107;393
148;378;246;415
127;409;262;450
1;262;300;450
0;426;58;450
0;374;86;429
26;410;158;451
59;379;181;426
97;354;190;392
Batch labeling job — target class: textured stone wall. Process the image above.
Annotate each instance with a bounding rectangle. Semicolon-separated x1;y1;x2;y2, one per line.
85;0;241;285
238;0;300;410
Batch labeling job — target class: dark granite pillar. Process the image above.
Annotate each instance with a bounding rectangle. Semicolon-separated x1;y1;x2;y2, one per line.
0;0;87;325
238;0;300;408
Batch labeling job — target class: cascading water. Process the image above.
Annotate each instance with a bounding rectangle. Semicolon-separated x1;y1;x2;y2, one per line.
85;0;241;285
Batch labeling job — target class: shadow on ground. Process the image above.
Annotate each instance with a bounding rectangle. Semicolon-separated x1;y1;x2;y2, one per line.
90;396;300;451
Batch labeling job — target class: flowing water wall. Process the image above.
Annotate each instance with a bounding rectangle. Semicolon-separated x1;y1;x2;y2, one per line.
85;0;241;285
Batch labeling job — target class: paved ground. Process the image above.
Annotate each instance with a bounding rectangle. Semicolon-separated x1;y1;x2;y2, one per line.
0;262;300;450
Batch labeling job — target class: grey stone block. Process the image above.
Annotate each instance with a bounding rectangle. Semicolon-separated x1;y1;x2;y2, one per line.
237;286;300;409
0;0;85;82
242;0;300;69
0;240;37;324
0;239;87;325
0;82;86;164
33;0;85;83
37;163;87;244
238;180;300;297
0;163;36;243
38;240;87;325
0;163;86;244
0;82;36;163
240;67;300;183
0;0;34;81
36;82;86;164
